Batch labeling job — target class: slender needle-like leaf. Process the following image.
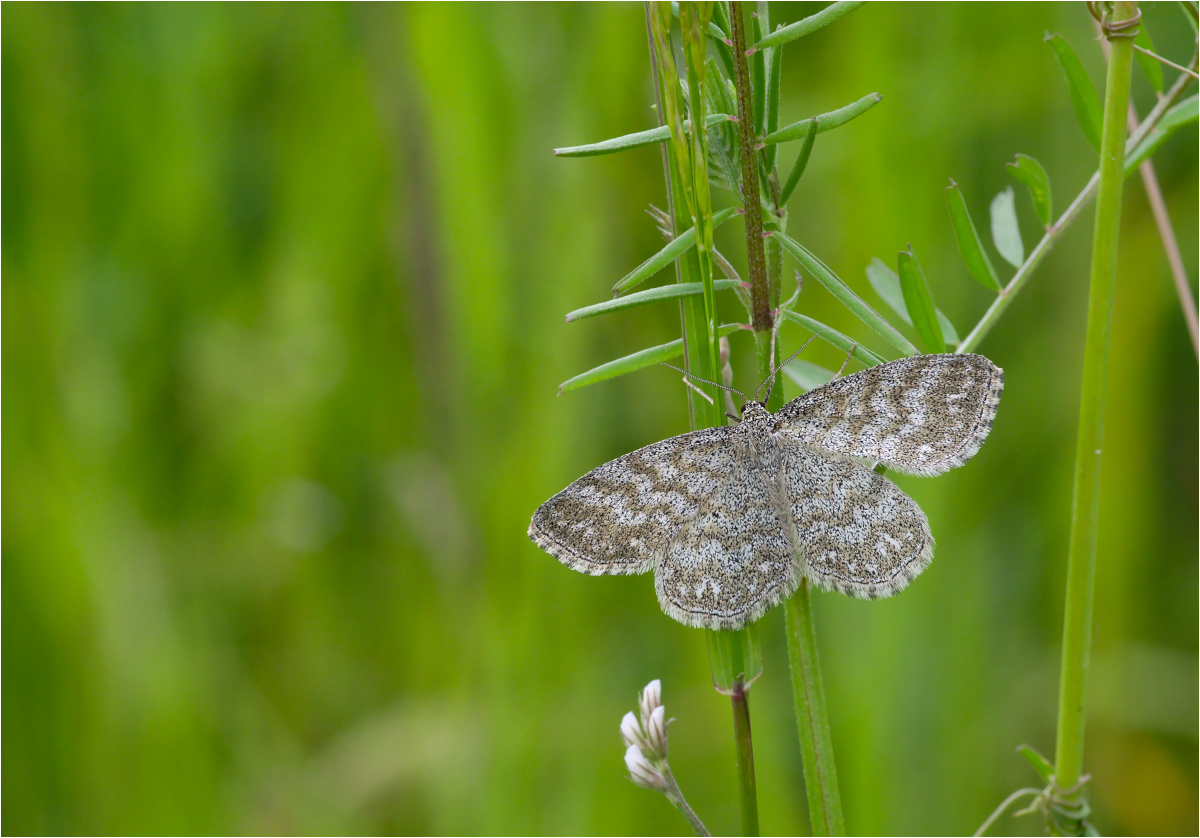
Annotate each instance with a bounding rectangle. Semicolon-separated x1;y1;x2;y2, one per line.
896;246;944;354
1045;32;1104;153
557;323;743;394
990;187;1025;268
1006;154;1053;228
866;258;960;345
777;308;886;366
554;113;731;158
748;1;865;52
778;119;817;206
772;232;919;356
763;92;881;145
613;207;742;295
566;279;740;322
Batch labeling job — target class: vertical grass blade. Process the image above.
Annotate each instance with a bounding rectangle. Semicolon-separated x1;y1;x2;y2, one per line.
1006;154;1053;228
945;180;1003;291
896;246;944;354
989;186;1025;268
1045;32;1104;153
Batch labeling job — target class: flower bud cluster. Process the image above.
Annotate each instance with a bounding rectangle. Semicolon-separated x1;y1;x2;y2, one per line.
620;679;671;791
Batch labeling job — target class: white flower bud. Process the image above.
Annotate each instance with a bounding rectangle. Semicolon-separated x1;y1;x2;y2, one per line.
625;743;667;791
639;679;662;728
646;704;668;756
620;711;642;749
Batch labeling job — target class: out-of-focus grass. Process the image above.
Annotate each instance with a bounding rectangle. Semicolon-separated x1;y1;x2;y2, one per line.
3;3;1196;835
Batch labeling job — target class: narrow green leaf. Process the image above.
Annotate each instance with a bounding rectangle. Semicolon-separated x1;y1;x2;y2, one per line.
1045;32;1104;153
1133;25;1164;92
558;323;744;394
1006;154;1053;228
613;207;741;295
764;25;783;172
554;113;731;158
945;179;1003;291
778;118;817;206
773;232;920;356
566;279;740;322
896;246;944;354
782;359;836;393
1017;745;1056;783
752;13;766;136
990;186;1025;268
763;92;881;145
1124;93;1198;172
865;258;960;345
749;1;865;52
777;308;886;366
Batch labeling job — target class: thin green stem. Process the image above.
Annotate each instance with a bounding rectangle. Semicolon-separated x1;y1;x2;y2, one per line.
730;684;760;836
664;768;713;837
785;580;845;836
1053;3;1137;832
956;50;1195;355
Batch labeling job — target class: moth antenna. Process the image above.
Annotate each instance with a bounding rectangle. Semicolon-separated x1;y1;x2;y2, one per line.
659;363;748;401
757;334;819;403
831;343;857;381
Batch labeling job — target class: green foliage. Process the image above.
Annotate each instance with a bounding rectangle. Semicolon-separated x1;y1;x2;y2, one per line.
773;232;918;356
763;92;882;145
989;186;1025;269
866;258;960;345
1006;154;1054;228
558;323;743;394
612;207;741;294
945;180;1004;291
1045;32;1105;153
896;246;944;354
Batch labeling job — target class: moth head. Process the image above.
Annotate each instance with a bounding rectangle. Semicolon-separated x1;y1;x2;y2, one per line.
738;401;769;422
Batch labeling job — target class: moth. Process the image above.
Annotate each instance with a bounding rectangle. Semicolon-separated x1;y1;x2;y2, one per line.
528;353;1003;630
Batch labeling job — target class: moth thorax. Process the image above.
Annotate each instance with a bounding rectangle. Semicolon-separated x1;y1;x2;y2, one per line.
739;402;774;465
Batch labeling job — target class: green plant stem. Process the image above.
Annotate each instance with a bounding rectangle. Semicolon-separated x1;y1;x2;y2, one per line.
1053;3;1137;830
730;2;843;832
730;683;760;836
956;50;1195;355
785;580;845;836
663;768;713;837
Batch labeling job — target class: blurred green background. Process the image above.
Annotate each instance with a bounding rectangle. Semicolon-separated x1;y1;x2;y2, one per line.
4;3;1197;835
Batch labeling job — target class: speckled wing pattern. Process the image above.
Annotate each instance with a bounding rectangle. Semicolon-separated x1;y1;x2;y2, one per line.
773;354;1003;476
655;452;800;630
782;442;932;599
529;353;1003;630
528;427;737;576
